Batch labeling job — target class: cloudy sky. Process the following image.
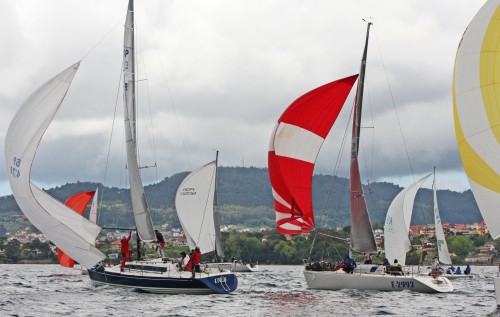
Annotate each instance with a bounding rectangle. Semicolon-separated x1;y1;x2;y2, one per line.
0;0;487;197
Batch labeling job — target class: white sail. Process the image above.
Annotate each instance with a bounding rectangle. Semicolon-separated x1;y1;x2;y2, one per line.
89;188;99;224
453;0;500;238
123;0;156;242
433;173;452;265
4;63;105;269
175;161;218;255
384;174;431;266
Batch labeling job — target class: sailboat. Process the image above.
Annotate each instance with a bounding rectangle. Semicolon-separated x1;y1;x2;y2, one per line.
429;170;475;279
452;0;500;302
268;22;453;293
175;152;259;273
4;0;237;294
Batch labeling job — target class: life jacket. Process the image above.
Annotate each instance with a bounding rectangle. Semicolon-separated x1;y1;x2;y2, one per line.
345;258;356;269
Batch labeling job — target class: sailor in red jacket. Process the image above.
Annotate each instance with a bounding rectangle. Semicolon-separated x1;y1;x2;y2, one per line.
120;231;132;272
186;246;201;278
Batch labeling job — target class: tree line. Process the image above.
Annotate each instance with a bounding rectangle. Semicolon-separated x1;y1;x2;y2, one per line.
0;228;492;266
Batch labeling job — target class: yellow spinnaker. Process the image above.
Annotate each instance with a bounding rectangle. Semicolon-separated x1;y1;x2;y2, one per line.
453;0;500;238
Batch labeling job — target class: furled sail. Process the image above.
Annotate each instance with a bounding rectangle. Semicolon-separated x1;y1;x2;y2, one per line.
123;0;156;242
384;174;431;266
89;188;99;224
268;75;358;234
175;161;220;255
4;63;105;269
58;191;97;268
349;22;377;253
453;0;500;239
433;172;452;265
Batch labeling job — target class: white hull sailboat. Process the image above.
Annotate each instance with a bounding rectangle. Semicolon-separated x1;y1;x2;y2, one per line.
304;269;452;293
175;153;259;273
4;0;237;294
268;22;452;293
452;0;500;304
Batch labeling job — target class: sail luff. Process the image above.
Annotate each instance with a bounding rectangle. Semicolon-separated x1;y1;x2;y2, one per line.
433;170;452;265
213;151;225;258
123;0;156;242
349;22;377;253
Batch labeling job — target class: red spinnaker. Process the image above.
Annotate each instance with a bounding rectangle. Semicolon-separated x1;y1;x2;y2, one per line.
57;191;96;268
268;75;358;234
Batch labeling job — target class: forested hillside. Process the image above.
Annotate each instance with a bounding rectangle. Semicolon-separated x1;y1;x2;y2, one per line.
0;166;482;229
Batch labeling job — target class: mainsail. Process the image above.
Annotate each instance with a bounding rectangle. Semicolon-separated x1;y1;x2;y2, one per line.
349;22;377;253
384;174;431;266
123;0;156;242
433;171;452;265
453;0;500;239
4;63;105;269
58;191;97;268
175;161;222;256
268;75;358;234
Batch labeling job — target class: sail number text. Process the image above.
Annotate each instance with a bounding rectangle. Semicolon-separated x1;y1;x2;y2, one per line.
390;281;414;288
214;276;227;284
180;188;196;195
10;157;21;178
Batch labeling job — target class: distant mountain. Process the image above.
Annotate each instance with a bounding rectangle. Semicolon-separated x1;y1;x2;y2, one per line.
0;166;482;228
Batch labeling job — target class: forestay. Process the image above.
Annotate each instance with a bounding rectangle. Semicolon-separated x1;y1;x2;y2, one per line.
453;0;500;238
268;75;358;234
4;63;105;269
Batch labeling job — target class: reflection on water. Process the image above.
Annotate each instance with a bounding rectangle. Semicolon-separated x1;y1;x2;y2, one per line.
0;264;498;317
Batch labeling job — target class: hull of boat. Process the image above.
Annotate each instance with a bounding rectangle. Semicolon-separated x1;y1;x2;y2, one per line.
88;265;238;294
304;271;453;293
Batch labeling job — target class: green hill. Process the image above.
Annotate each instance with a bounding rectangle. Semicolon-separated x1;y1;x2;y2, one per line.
0;166;482;230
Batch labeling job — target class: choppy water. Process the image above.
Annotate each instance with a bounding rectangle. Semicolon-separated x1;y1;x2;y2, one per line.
1;264;500;317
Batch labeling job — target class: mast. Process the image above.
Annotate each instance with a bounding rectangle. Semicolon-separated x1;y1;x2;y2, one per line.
349;22;377;253
123;0;156;242
213;151;225;259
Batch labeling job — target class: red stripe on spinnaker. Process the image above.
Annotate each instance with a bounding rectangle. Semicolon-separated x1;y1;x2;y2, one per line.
269;75;358;234
57;191;96;268
277;75;358;138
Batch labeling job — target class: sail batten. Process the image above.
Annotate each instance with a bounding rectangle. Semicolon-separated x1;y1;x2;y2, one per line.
453;0;500;238
268;75;358;234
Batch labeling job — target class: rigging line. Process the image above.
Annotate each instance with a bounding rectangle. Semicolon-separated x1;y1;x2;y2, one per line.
307;99;354;257
80;19;122;61
134;22;159;183
361;84;376;190
372;26;415;181
98;66;124;225
140;0;194;173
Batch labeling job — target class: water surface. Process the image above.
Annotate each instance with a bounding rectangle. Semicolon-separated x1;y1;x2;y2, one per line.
0;264;498;316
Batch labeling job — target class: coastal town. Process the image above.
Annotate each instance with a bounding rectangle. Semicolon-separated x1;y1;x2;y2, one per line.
0;213;496;266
